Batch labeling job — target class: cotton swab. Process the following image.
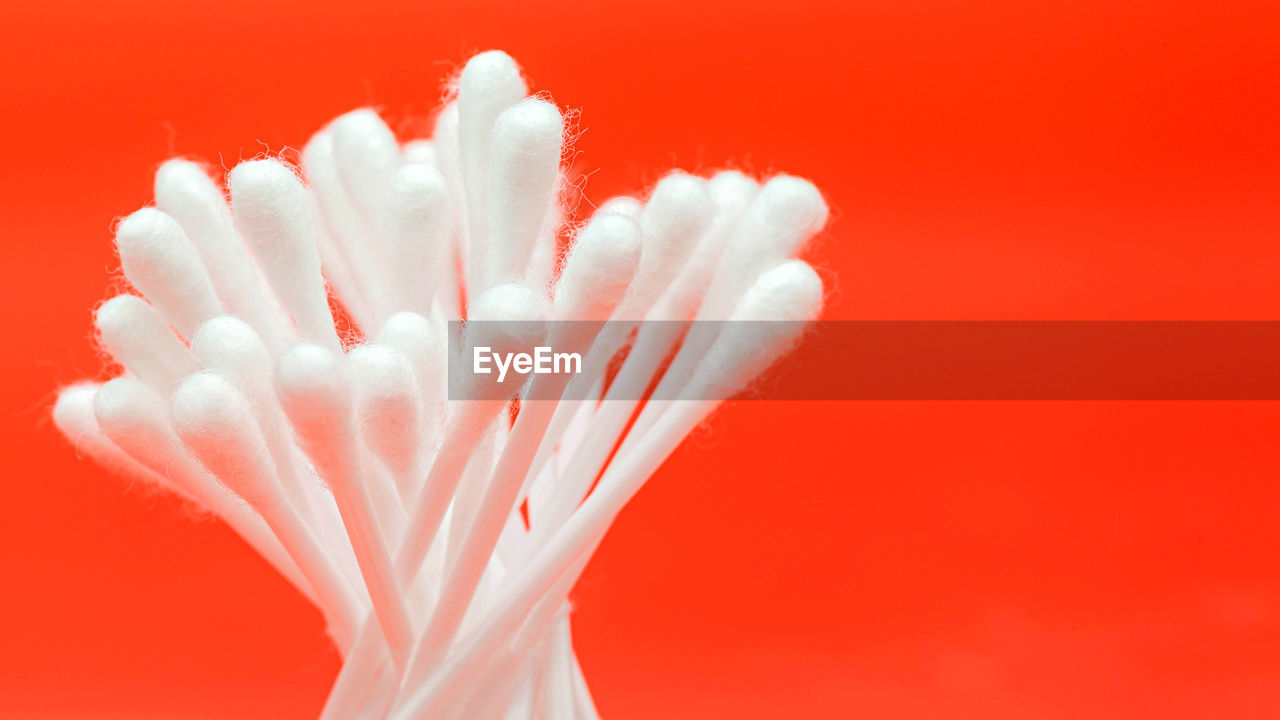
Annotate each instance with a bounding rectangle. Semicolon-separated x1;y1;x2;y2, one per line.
385;164;454;318
375;310;447;454
115;208;224;341
189;315;355;579
90;377;320;614
301;131;385;328
171;371;367;648
54;382;181;493
348;343;425;502
228;159;342;351
485;98;564;288
276;343;416;672
456;50;527;297
95;294;199;391
330;109;402;227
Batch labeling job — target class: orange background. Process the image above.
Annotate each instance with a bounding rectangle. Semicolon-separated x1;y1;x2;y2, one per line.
3;1;1280;717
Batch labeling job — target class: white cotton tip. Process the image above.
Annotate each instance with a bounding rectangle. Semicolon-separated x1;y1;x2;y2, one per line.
93;376;174;449
331;109;402;222
457;51;528;291
597;196;643;219
457;51;527;133
386;163;453;315
191;315;273;395
115;208;223;340
171;372;280;507
686;260;823;398
403;140;435;165
53;383;102;440
228;159;339;349
631;172;715;308
469;283;550;325
740;174;828;257
96;294;199;391
275;343;351;428
467;283;551;360
733;259;824;322
486;98;564;288
55;382;171;487
553;213;642;321
92;376;237;513
275;344;365;494
707;170;761;212
377;311;445;373
376;311;447;421
154;159;287;346
348;344;422;475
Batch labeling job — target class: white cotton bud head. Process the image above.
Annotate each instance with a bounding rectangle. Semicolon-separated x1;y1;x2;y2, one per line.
93;376;169;437
403;140;435;165
632;172;715;306
386;163;453;314
736;174;828;264
56;382;168;485
597;195;643;219
191;315;273;395
331;108;402;219
458;51;527;114
171;371;279;507
348;344;422;473
467;283;550;359
95;294;198;391
114;208;222;340
707;170;760;212
553;213;642;321
228;159;337;349
53;382;102;440
226;159;311;246
732;260;824;323
377;311;447;418
275;343;352;429
686;260;823;399
154;159;219;213
486;98;564;287
377;311;444;368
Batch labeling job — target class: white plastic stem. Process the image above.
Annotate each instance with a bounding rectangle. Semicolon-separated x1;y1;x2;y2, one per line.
389;400;715;719
276;344;415;672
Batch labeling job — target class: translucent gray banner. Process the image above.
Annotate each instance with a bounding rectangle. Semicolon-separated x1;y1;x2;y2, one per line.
447;321;1280;401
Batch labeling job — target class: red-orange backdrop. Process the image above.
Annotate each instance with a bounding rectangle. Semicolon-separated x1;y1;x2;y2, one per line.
3;1;1279;718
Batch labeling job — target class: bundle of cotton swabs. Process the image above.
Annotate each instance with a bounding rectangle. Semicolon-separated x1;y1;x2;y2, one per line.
52;50;828;719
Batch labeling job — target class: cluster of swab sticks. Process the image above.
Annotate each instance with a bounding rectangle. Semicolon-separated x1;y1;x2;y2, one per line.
53;50;828;719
